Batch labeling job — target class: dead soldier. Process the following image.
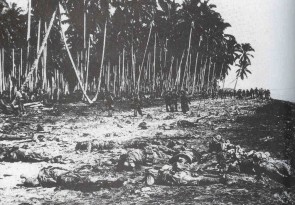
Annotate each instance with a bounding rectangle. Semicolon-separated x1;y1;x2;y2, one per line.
146;151;226;186
104;91;114;117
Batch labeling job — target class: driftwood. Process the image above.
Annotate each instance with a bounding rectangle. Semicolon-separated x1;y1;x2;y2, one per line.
13;102;43;109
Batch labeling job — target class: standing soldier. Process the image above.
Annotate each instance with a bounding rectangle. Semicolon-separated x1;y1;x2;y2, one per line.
259;88;264;100
11;85;28;115
249;88;254;99
232;89;236;98
180;90;190;114
246;89;250;99
104;91;114;117
254;87;258;98
265;89;270;100
41;89;51;105
236;89;242;99
164;90;172;112
131;93;143;117
242;90;246;99
201;88;207;99
218;89;223;99
171;89;178;112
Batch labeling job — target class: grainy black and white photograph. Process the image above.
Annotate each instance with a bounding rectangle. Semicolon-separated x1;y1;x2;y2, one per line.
0;0;295;204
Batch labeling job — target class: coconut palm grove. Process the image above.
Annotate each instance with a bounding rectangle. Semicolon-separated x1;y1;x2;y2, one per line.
0;0;255;101
0;0;295;204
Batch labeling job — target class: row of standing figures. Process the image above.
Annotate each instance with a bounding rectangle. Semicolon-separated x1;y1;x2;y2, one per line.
201;88;271;100
164;90;191;114
1;85;271;117
103;90;191;117
0;85;190;117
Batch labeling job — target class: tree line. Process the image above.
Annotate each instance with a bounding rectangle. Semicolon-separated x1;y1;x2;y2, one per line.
0;0;254;103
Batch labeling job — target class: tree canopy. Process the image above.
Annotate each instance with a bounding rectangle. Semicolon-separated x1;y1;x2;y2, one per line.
0;0;254;98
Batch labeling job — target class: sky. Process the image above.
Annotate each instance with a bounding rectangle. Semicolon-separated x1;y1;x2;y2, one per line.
209;0;295;102
6;0;295;102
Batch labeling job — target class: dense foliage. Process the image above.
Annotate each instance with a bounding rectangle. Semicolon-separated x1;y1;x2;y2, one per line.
0;0;254;98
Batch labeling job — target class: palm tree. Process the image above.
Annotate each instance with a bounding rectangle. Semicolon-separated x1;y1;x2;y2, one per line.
0;0;8;14
234;43;255;90
1;0;254;100
0;3;26;48
0;2;26;94
22;4;58;86
217;34;238;82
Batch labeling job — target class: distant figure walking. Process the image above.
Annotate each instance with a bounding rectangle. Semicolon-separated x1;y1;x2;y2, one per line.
131;93;143;117
11;85;28;115
180;90;190;114
104;91;114;117
171;89;178;112
164;91;172;112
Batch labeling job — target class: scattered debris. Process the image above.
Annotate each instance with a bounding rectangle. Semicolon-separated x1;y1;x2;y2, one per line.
138;122;148;130
177;120;195;128
209;135;295;187
0;98;294;204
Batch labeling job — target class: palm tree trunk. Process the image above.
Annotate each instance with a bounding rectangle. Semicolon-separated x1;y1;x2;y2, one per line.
107;61;110;91
207;57;211;91
12;49;15;78
159;48;163;94
25;0;32;77
0;50;2;93
22;8;57;87
234;77;238;91
36;19;41;87
80;50;84;88
192;52;200;94
219;63;224;80
187;53;192;91
131;44;135;92
42;22;47;90
211;62;216;93
181;25;193;90
126;61;129;93
175;51;185;88
114;65;117;95
168;56;174;90
148;53;151;91
201;57;207;89
58;5;93;103
153;33;156;92
83;0;87;50
137;21;153;92
20;48;23;87
2;49;4;92
85;37;90;91
122;49;125;92
118;54;121;95
93;20;107;101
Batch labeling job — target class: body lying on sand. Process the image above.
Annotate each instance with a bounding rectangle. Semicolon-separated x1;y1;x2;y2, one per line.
0;89;295;204
18;135;295;190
